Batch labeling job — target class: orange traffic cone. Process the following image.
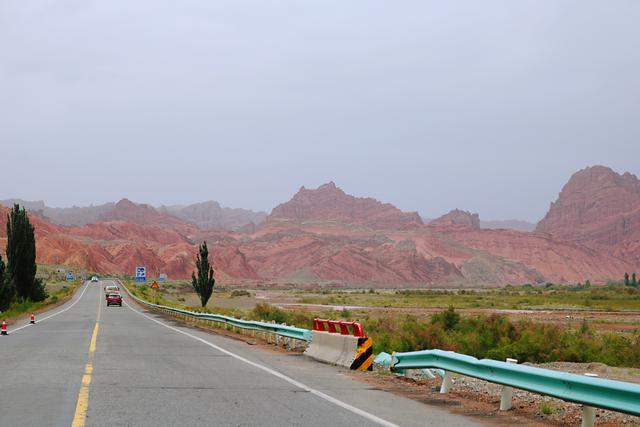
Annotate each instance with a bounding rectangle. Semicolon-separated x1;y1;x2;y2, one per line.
30;313;36;324
1;320;7;335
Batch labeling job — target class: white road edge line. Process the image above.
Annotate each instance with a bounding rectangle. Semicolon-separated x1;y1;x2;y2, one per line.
123;298;398;427
8;281;91;335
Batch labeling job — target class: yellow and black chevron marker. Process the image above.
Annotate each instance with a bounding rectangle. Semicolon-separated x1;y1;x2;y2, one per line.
350;337;373;371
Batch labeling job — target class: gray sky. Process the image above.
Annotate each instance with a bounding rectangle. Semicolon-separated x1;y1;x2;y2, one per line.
1;1;639;222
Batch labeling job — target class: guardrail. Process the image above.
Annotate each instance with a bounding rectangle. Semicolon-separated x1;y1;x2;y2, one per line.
392;349;640;424
313;318;366;337
119;281;312;343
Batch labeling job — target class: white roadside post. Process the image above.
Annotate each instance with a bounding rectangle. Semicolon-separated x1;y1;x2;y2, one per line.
440;371;453;394
500;358;518;410
582;373;598;427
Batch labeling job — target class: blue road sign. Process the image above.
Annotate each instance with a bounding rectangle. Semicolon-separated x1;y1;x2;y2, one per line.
135;266;147;283
66;272;74;281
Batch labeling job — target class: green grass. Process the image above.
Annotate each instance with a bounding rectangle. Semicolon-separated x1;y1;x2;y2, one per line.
0;281;81;321
297;283;640;311
540;402;555;415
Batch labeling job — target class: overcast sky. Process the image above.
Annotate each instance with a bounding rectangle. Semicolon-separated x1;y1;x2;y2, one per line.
1;1;639;222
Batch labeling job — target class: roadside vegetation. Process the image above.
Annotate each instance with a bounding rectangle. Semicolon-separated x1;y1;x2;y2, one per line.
297;282;640;311
0;205;49;313
0;281;80;320
191;241;216;307
129;282;640;368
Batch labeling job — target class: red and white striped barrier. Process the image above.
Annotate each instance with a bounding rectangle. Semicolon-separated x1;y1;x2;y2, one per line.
312;318;365;337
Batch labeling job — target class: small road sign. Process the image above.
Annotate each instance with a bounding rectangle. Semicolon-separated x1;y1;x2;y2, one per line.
151;281;159;290
135;266;147;283
66;272;74;281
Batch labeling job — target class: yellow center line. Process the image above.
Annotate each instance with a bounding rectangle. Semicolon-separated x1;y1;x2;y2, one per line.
71;287;102;427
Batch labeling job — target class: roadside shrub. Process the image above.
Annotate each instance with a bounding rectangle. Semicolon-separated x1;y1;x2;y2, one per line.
431;305;460;330
540;402;554;415
363;312;640;367
132;281;640;368
250;303;316;326
230;290;251;298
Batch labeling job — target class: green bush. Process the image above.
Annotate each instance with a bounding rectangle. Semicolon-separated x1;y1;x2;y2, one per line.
230;290;251;298
431;305;460;330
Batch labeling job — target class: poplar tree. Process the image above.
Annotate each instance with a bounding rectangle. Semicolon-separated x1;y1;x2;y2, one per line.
6;205;47;302
0;255;14;311
191;241;216;307
633;273;638;287
624;272;630;286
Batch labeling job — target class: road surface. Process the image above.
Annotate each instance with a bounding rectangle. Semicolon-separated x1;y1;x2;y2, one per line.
0;280;482;426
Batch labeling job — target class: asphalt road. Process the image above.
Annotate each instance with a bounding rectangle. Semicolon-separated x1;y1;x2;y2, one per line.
0;280;482;427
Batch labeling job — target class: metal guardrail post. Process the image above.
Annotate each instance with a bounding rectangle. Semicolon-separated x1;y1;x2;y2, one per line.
500;358;518;410
582;373;598;427
440;371;453;394
392;348;640;417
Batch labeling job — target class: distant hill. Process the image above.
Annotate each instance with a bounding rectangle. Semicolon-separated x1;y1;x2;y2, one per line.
0;199;47;211
430;209;480;229
480;219;536;232
160;201;266;231
0;198;265;231
422;215;535;233
0;199;114;226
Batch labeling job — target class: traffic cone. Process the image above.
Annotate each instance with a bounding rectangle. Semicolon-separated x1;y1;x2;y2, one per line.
1;320;7;335
30;313;36;324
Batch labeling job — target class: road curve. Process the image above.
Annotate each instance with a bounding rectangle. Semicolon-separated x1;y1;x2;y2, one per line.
0;280;482;427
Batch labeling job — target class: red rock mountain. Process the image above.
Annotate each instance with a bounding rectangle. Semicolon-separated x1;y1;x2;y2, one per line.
430;209;480;229
1;170;636;286
537;166;640;265
269;182;423;230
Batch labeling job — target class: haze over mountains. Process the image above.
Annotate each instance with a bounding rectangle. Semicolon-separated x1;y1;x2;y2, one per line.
0;165;637;287
0;195;532;233
0;199;267;231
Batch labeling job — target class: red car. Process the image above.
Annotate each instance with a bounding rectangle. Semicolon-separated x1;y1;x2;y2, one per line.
106;293;122;307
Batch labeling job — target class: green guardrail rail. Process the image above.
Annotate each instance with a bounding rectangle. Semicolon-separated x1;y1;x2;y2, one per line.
121;282;312;342
392;349;640;416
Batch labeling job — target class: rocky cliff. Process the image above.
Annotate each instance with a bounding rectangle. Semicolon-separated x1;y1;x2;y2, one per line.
268;182;423;230
429;209;481;229
537;165;640;265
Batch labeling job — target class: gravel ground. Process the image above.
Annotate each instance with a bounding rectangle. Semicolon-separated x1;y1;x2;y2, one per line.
387;361;640;426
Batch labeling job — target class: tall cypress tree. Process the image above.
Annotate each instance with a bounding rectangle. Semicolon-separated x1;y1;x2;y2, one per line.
191;241;216;307
624;272;630;286
0;255;14;311
6;205;47;302
633;273;638;287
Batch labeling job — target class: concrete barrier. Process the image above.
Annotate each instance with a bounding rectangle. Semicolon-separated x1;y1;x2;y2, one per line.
304;331;361;368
